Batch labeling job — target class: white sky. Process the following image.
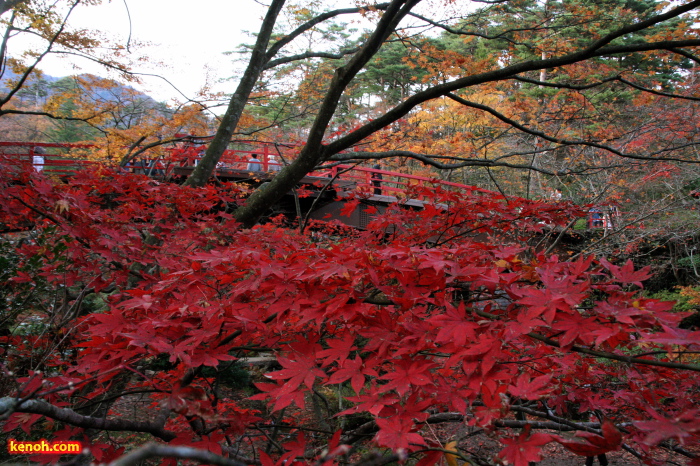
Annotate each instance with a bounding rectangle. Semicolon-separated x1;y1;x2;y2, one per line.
35;0;269;104
25;0;462;106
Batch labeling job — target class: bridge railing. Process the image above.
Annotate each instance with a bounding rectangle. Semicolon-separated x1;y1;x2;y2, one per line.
168;144;285;172
315;163;484;198
0;141;99;176
587;206;622;230
1;140;479;199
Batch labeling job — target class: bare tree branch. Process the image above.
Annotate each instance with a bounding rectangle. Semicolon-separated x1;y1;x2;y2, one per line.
514;74;700;102
107;443;247;466
444;92;700;163
0;0;82;108
263;3;391;61
264;47;361;70
0;397;176;441
327;149;558;173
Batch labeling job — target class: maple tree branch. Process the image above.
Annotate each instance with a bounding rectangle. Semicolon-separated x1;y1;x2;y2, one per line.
579;0;700;57
324;32;700;157
525;331;700;372
444;92;700;164
0;397;176;441
514;74;700;102
241;98;326;137
300;163;358;234
264;4;391;61
406;9;551;47
468;307;700;372
0;0;80;108
616;75;700;101
513;74;620;89
509;406;605;435
73;389;164;411
667;47;700;64
108;443;246;466
0;108;104;121
424;411;598;431
328;150;557;174
264;47;361;70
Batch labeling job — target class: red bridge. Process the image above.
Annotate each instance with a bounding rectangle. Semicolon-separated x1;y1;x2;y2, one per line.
1;141;482;229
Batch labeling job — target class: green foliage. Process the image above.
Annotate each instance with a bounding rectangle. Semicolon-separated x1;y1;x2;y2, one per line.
46;77;101;142
358;39;433;105
677;255;700;270
573;218;588;230
0;237;24;332
0;230;63;335
644;287;700;313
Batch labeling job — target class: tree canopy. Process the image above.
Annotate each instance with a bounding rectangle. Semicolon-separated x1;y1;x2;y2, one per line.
180;0;700;229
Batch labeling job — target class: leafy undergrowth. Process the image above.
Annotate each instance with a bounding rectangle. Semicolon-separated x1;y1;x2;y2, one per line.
1;160;699;466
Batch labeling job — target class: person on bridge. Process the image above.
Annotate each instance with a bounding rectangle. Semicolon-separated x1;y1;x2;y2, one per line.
247;154;262;172
371;163;383;195
268;154;281;172
32;146;45;173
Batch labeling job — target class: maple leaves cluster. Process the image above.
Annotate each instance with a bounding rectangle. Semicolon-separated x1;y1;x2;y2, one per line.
1;159;700;465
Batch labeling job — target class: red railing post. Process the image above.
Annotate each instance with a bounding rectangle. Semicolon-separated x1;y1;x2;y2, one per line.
263;144;270;171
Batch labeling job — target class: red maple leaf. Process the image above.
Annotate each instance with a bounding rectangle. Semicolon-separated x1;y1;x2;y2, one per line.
430;302;478;347
499;425;554;466
327;356;373;394
507;373;553;400
554;419;622;456
266;345;326;393
3;412;43;435
375;416;426;451
599;258;651;287
340;198;360;217
279;431;307;465
317;333;356;367
635;409;700;446
379;358;435;396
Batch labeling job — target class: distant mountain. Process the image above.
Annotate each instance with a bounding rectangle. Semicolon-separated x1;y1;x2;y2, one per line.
1;68;160;108
0;68;168;142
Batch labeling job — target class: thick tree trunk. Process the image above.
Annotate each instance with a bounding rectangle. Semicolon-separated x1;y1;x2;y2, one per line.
183;0;286;188
233;0;423;228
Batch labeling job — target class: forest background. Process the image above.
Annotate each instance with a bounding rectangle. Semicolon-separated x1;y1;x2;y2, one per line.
2;0;700;465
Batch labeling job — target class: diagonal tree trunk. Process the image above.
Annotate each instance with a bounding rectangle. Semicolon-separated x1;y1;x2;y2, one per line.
230;0;423;228
183;0;286;188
